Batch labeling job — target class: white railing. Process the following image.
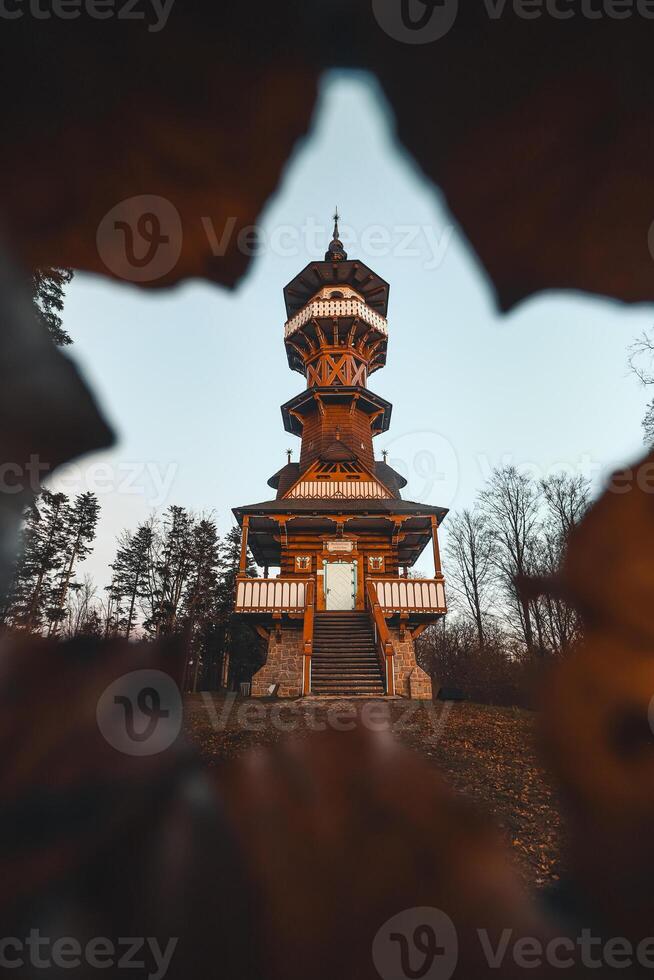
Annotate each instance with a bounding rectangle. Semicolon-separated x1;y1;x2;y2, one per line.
372;578;446;614
284;298;388;340
286;480;391;500
235;578;309;613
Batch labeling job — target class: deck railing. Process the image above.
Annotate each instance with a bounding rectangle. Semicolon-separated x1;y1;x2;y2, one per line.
366;581;395;696
371;578;446;615
284;298;388;340
235;577;310;613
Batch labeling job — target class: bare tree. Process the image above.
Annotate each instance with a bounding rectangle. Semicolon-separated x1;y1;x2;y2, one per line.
480;466;540;654
540;473;590;540
62;575;101;638
628;330;654;445
534;473;590;654
444;508;495;647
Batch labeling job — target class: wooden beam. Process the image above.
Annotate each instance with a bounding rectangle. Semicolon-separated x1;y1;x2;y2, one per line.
349;392;360;415
431;515;443;578
392;518;405;547
411;623;430;640
239;515;250;577
302;579;315;696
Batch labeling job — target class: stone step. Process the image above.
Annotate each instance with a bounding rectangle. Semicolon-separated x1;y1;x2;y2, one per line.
314;684;384;697
313;658;379;664
313;657;377;663
313;650;377;655
310;611;383;695
311;670;380;683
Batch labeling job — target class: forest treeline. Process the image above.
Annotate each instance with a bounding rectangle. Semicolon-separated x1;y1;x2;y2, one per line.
0;495;260;691
419;466;590;706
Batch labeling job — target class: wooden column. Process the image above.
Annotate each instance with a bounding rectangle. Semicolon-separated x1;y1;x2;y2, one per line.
431;515;443;579
239;515;250;577
302;579;315;696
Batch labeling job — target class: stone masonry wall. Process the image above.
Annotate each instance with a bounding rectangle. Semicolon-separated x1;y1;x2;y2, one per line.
251;626;303;698
388;627;433;700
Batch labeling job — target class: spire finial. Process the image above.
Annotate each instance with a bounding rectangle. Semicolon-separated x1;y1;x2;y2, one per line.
382;449;389;463
325;207;347;262
286;448;293;464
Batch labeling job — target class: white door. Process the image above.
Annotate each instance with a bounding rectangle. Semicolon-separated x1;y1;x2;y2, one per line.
324;561;356;610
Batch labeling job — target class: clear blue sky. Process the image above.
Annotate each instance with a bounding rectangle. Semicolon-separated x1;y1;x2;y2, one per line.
51;71;653;587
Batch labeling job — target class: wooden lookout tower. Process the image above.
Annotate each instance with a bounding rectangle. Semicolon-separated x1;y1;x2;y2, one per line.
233;214;447;697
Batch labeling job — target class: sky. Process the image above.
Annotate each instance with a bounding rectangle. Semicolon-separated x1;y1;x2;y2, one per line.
51;70;653;587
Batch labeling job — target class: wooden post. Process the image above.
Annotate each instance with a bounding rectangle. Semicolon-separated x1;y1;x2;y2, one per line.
302;579;315;696
431;515;443;580
239;515;250;577
366;580;395;696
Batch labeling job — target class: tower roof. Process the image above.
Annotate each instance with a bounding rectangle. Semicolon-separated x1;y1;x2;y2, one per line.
283;215;390;317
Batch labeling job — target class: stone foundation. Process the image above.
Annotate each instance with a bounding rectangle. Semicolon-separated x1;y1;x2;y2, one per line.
250;623;432;700
389;627;433;699
251;626;303;698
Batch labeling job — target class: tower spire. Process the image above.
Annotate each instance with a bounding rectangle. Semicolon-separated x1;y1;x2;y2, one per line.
324;207;347;262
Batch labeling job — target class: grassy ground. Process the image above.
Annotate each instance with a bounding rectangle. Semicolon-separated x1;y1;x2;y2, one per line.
184;694;564;889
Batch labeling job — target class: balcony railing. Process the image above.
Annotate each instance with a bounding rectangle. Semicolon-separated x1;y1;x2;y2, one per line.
284;298;388;340
371;578;446;614
287;480;391;500
235;577;310;613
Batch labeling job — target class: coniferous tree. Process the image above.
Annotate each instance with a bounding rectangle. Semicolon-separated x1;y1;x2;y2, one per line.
145;506;194;637
181;517;223;691
32;268;73;346
47;492;100;635
9;490;70;631
107;522;154;639
215;525;259;690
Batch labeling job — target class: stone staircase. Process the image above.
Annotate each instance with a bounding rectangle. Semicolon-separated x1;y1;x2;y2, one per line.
310;611;385;696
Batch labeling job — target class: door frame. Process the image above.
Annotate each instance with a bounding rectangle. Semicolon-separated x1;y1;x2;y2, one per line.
317;552;364;611
323;559;357;610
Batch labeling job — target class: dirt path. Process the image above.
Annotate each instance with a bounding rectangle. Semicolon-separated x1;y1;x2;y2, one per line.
184;694;564;888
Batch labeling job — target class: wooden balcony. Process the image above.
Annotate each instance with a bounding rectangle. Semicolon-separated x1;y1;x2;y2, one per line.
371;578;446;615
284;298;388;340
235;577;310;613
